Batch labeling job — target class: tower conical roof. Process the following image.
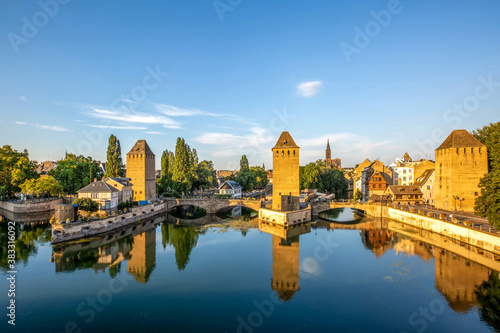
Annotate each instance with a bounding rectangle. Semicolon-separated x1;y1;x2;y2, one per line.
436;129;485;150
272;132;299;149
127;140;155;156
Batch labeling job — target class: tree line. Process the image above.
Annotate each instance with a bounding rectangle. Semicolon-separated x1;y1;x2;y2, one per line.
474;121;500;228
223;155;269;192
300;160;348;199
157;137;216;197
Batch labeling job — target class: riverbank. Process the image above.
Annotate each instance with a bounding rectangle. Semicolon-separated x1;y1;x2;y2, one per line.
0;198;63;213
51;202;166;244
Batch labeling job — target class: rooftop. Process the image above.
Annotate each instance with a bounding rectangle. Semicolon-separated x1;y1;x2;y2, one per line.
77;181;120;193
272;131;299;149
127;139;155;156
436;129;485;150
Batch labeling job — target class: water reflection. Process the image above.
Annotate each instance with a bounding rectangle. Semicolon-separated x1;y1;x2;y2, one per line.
2;208;500;332
259;221;311;301
161;223;200;270
0;220;50;271
52;219;158;283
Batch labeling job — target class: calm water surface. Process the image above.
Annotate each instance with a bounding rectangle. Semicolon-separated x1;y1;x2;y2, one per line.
1;208;499;333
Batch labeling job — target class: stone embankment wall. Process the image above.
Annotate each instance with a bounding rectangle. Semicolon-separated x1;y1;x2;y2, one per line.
52;202;166;243
0;198;63;213
386;208;500;255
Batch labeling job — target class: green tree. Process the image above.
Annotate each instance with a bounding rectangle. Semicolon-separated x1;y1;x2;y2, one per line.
20;176;63;197
301;162;323;191
249;166;268;189
475;170;500;227
473;122;500;170
104;134;124;177
192;160;216;191
0;146;38;199
320;168;348;199
240;155;249;171
161;150;171;178
50;154;103;194
73;198;99;215
235;170;256;192
474;122;500;227
172;138;192;195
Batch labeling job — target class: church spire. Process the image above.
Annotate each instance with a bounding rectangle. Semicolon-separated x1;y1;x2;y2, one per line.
326;138;330;149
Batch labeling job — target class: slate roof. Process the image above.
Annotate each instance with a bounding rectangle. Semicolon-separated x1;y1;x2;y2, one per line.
386;185;423;195
273;131;299;149
77;181;119;193
219;181;242;190
414;169;434;186
104;177;131;186
127;139;155;156
436;129;485;150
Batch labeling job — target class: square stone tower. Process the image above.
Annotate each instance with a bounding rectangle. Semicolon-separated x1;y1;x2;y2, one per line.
435;129;488;212
272;131;300;211
126;140;156;202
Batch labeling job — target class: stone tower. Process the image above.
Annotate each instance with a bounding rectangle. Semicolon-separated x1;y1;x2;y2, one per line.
272;132;300;211
325;139;331;166
435;129;488;212
126;140;156;201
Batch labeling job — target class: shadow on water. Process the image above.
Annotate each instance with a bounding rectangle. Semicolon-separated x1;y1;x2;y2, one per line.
215;206;258;220
168;205;207;219
318;208;363;224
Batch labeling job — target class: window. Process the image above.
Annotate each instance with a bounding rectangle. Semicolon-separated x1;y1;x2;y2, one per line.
287;150;290;156
282;150;284;156
475;192;479;196
479;147;482;153
293;150;295;155
457;148;459;154
471;148;474;153
276;151;278;156
464;148;466;153
427;186;431;190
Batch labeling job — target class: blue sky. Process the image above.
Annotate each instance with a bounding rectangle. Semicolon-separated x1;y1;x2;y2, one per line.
1;0;499;170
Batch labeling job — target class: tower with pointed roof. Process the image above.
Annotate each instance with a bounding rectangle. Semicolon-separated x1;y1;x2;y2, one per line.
435;129;488;212
325;139;331;166
126;140;156;201
272;132;300;211
325;139;341;169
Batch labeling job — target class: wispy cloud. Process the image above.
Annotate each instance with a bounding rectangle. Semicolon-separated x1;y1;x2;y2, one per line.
195;126;275;159
88;125;147;130
155;104;218;117
145;131;167;135
15;121;26;125
87;107;181;129
20;96;26;102
297;81;323;97
36;124;69;132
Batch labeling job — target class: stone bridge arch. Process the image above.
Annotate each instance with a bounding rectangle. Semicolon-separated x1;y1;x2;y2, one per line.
165;198;262;215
